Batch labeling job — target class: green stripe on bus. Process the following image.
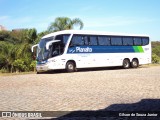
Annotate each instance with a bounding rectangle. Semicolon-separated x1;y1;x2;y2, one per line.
133;46;144;53
133;46;139;52
137;46;144;52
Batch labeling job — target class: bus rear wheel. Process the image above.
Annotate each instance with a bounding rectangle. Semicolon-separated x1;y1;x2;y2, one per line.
131;59;139;68
123;59;130;69
37;71;42;74
66;61;76;72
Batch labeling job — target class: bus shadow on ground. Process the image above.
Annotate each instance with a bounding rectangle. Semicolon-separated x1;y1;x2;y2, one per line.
78;66;123;72
77;65;147;72
52;99;160;120
39;65;147;74
39;66;125;74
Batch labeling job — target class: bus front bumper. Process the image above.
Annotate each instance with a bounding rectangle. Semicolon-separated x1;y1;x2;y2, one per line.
36;64;49;72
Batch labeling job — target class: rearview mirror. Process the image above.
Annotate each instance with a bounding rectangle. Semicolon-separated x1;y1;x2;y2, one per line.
46;40;61;50
31;44;38;52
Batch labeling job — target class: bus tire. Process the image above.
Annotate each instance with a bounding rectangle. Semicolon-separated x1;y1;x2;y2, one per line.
66;61;76;72
131;59;139;68
37;71;41;74
123;59;130;69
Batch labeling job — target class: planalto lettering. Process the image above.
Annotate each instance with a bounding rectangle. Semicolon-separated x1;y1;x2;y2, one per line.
76;47;92;53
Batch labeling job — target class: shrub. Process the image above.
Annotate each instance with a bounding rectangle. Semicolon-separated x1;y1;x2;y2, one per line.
13;59;27;72
152;53;160;64
30;60;36;71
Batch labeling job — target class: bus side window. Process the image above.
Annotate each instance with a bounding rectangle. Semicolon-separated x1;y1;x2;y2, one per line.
142;37;149;46
55;34;70;44
134;37;142;46
111;37;123;46
63;35;70;44
89;36;98;45
123;37;133;46
70;35;84;46
98;36;111;45
83;36;89;45
55;35;62;41
52;43;60;57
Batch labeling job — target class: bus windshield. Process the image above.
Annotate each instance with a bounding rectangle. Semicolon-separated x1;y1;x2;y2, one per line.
36;34;70;62
37;37;54;61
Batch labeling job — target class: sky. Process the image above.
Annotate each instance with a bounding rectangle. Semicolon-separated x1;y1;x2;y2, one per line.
0;0;160;40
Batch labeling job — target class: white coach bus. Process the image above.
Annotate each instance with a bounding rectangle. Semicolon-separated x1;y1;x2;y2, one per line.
31;30;151;73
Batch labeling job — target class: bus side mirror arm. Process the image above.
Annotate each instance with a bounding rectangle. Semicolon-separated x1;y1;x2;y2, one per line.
31;44;38;52
46;40;61;50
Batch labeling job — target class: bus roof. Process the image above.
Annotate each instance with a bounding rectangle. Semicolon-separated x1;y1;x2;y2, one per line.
42;30;149;39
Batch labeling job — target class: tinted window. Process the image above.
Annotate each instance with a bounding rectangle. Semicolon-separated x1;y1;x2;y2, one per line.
63;35;70;44
142;37;149;46
89;36;97;45
83;36;89;45
134;37;142;45
71;35;84;46
55;34;70;44
111;37;122;45
123;37;133;45
98;36;111;45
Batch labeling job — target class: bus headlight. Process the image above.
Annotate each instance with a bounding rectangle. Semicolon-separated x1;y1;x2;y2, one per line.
48;60;52;63
51;59;56;62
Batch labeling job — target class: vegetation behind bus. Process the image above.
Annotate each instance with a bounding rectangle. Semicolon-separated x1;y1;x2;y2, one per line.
152;41;160;64
0;17;84;73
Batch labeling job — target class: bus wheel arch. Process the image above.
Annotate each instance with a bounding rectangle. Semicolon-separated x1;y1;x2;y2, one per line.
131;58;139;68
66;60;77;72
123;58;130;69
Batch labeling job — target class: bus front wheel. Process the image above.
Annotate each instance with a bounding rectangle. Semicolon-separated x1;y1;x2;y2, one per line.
66;61;76;72
123;59;130;69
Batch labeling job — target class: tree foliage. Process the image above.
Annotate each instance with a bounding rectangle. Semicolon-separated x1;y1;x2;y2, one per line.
152;41;160;64
0;29;37;73
13;59;27;72
152;53;160;64
48;17;84;32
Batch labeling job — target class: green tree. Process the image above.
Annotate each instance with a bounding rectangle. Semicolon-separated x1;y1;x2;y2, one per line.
152;53;160;64
151;41;160;48
152;41;160;64
0;42;16;72
30;60;36;72
13;59;27;72
48;17;84;32
152;46;160;57
26;28;37;44
0;29;38;73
